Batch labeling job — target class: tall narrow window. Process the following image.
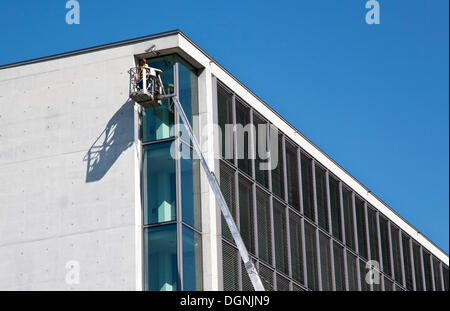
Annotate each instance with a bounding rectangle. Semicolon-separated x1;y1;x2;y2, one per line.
217;84;233;163
402;235;414;290
379;216;392;277
342;187;355;250
412;242;424;291
333;242;345;291
355;198;368;259
273;201;288;274
254;114;269;188
319;232;332;291
180;146;201;230
391;226;403;284
289;211;303;284
220;162;236;242
367;206;379;262
236;99;251;176
182;226;203;291
178;57;198;126
315;165;328;231
301;153;315;222
304;222;319;291
271;134;284;199
285;142;299;210
347;252;358;291
433;257;442;291
143;142;176;225
329;176;342;241
256;189;272;265
239;177;255;254
422;251;433;291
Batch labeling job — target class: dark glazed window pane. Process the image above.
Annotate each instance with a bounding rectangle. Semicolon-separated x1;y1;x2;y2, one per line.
285;143;299;210
271;134;284;199
301;153;315;222
412;243;424;291
143;56;174;142
329;176;342;241
289;212;304;284
304;222;319;290
342;187;355;250
220;163;236;242
422;251;433;291
379;217;392;276
432;257;442;291
367;207;379;262
402;235;414;290
256;189;272;265
144;225;177;291
254;114;269;188
315;165;328;231
182;226;203;291
355;198;368;259
178;57;198;126
333;242;345;291
143;142;176;225
273;201;288;274
236;100;252;176
347;252;358;291
180;145;201;230
319;233;332;291
217;84;233;163
222;242;239;291
391;226;403;284
239;177;254;254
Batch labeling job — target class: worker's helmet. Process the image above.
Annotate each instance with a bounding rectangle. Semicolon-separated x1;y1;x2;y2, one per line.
139;58;146;65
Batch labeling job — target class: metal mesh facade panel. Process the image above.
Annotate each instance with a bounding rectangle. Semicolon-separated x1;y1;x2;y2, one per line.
236;100;251;176
355;198;368;259
217;85;233;163
292;283;304;291
422;251;433;291
329;176;342;241
241;262;254;291
433;257;442;291
360;260;370;291
319;232;333;291
347;252;358;291
254;114;269;188
286;143;299;210
222;242;239;291
315;165;329;231
443;267;449;291
379;216;392;277
342;187;355;250
220;162;236;243
304;222;319;291
259;264;274;291
367;207;379;262
289;211;304;284
273;201;288;274
412;242;424;291
391;226;403;284
333;242;346;291
384;277;394;291
301;153;315;222
402;235;414;291
239;177;255;254
276;274;291;291
271;134;284;199
256;189;272;265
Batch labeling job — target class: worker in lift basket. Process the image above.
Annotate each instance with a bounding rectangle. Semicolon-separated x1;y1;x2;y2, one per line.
136;58;151;91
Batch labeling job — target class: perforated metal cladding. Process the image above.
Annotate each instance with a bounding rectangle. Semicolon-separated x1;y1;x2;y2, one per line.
239;177;255;254
217;85;233;163
259;264;274;291
433;257;442;291
256;189;272;265
347;252;358;291
301;153;315;222
412;242;424;291
422;251;433;291
367;207;379;263
391;226;403;284
315;165;329;231
342;187;355;250
271;134;284;199
304;222;319;291
273;201;288;274
355;198;368;259
241;262;254;291
286;143;299;210
379;216;392;277
319;232;333;291
333;242;345;291
236;100;251;176
292;283;304;291
276;274;291;291
289;211;304;284
222;241;239;291
220;162;236;243
329;176;342;241
384;277;394;291
359;260;370;291
443;267;449;291
402;235;414;291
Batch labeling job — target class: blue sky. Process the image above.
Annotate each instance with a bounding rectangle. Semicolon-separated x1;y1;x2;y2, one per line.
0;0;448;253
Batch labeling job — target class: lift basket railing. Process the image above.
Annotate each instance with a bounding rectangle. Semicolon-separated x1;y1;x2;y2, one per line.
128;66;164;108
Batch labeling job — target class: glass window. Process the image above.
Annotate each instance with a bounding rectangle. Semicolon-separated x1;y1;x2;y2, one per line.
143;141;176;225
433;257;442;291
319;232;332;291
342;187;355;250
367;206;379;262
355;197;368;259
391;226;403;284
181;145;201;230
289;211;303;284
422;251;433;291
285;142;299;210
329;176;342;241
254;114;269;188
304;222;319;291
333;242;345;291
143;56;175;142
315;165;329;231
144;225;177;291
379;216;392;277
182;226;203;291
220;162;236;242
347;251;358;291
217;84;233;163
301;153;315;222
239;177;255;254
271;134;284;199
236;99;252;176
273;201;288;274
256;189;272;265
178;57;198;125
412;242;424;291
402;235;414;290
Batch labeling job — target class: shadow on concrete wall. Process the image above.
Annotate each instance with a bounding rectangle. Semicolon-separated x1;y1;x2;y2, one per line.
84;100;135;183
